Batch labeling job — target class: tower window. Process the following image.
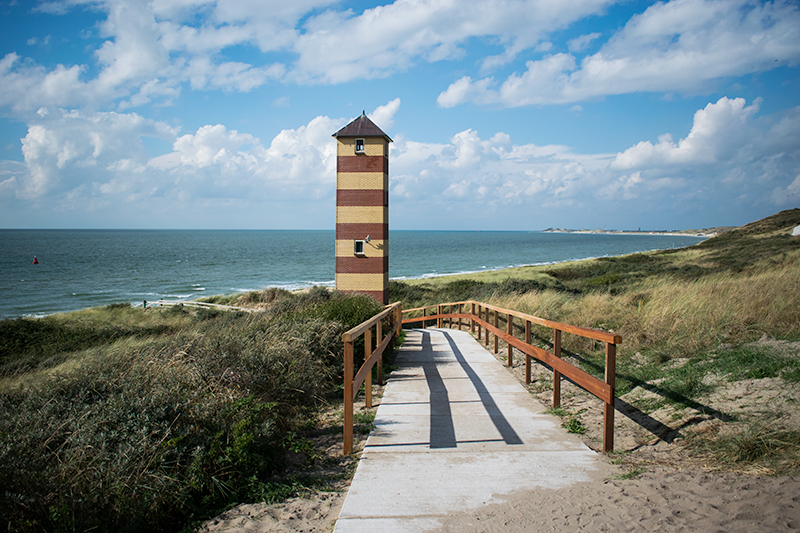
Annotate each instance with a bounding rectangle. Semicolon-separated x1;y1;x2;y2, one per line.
355;139;365;153
354;240;366;256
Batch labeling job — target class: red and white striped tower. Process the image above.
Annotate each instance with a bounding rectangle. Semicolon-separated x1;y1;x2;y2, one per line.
333;113;392;304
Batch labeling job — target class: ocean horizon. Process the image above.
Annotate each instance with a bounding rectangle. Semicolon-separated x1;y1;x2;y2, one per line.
1;229;707;318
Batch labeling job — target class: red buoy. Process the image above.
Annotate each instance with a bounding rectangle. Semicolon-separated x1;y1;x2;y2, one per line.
32;257;38;264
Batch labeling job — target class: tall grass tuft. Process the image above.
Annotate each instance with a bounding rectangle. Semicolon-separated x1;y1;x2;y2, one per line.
686;422;800;473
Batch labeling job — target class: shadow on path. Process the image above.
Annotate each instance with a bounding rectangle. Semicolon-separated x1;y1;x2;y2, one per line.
422;330;523;446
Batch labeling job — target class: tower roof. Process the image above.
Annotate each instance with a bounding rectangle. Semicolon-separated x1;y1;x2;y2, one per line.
333;112;392;142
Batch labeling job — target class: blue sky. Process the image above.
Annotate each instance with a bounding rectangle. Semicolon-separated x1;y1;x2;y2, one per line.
1;0;798;231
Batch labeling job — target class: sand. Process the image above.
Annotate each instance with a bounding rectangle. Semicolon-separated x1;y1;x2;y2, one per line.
436;469;800;532
197;491;346;533
199;465;800;532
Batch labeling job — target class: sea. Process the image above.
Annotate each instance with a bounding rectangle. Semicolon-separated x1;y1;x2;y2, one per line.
0;230;707;318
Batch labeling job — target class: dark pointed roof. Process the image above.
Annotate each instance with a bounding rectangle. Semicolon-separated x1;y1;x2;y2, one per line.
332;111;392;142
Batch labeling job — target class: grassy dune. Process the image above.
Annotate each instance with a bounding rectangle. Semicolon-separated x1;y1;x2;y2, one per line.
0;288;385;533
390;208;800;473
391;208;800;358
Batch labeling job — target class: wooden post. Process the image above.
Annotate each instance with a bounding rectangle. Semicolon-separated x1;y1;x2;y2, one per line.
458;303;462;331
470;302;475;334
437;304;442;328
485;307;490;347
493;309;499;354
525;319;532;384
603;342;616;452
421;307;426;329
377;319;384;386
507;313;514;367
343;339;354;455
365;327;372;408
476;304;481;339
553;329;562;408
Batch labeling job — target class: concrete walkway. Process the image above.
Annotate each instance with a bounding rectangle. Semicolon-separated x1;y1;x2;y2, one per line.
333;328;612;533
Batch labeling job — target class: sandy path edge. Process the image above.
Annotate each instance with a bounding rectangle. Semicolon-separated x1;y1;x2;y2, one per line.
435;467;800;532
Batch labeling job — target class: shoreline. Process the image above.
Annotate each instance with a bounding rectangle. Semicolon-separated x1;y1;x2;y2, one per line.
542;229;717;237
389;240;708;284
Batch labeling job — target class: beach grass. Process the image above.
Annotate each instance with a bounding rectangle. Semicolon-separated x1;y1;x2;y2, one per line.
389;208;800;471
0;289;386;533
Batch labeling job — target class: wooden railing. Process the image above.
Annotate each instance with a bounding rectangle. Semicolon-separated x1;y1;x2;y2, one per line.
401;301;622;452
342;301;403;454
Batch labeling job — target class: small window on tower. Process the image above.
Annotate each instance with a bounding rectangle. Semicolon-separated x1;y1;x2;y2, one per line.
354;240;366;256
355;139;365;153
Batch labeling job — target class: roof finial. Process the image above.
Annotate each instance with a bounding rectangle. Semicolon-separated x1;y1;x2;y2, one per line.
362;110;366;117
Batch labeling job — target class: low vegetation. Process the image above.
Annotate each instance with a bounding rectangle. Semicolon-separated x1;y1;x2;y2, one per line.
390;208;800;473
0;288;384;533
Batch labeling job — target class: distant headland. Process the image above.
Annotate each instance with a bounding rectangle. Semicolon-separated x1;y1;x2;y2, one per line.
542;226;736;237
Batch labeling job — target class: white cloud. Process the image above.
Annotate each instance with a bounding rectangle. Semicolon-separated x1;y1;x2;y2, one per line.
1;103;356;225
389;97;800;226
0;53;90;115
772;175;800;206
438;0;800;107
0;0;300;115
290;0;616;83
16;109;178;199
92;0;172;94
368;98;401;133
171;124;258;168
4;0;798;120
605;98;800;213
568;32;601;52
611;97;760;169
186;56;285;91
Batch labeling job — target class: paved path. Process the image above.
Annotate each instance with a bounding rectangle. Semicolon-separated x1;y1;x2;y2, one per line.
334;328;612;533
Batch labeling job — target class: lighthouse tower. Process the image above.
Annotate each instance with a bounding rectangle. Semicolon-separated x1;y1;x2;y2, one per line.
333;112;392;304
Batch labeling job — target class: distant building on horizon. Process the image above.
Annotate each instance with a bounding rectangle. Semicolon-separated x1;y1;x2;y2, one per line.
332;113;392;304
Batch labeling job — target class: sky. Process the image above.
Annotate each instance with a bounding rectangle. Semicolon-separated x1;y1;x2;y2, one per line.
0;0;799;231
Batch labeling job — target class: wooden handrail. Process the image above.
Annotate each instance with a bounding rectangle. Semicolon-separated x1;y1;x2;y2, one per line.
401;300;621;452
342;301;403;455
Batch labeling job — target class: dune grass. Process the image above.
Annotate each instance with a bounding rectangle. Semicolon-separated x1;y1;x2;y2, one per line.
390;208;800;360
0;288;384;533
389;208;800;471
